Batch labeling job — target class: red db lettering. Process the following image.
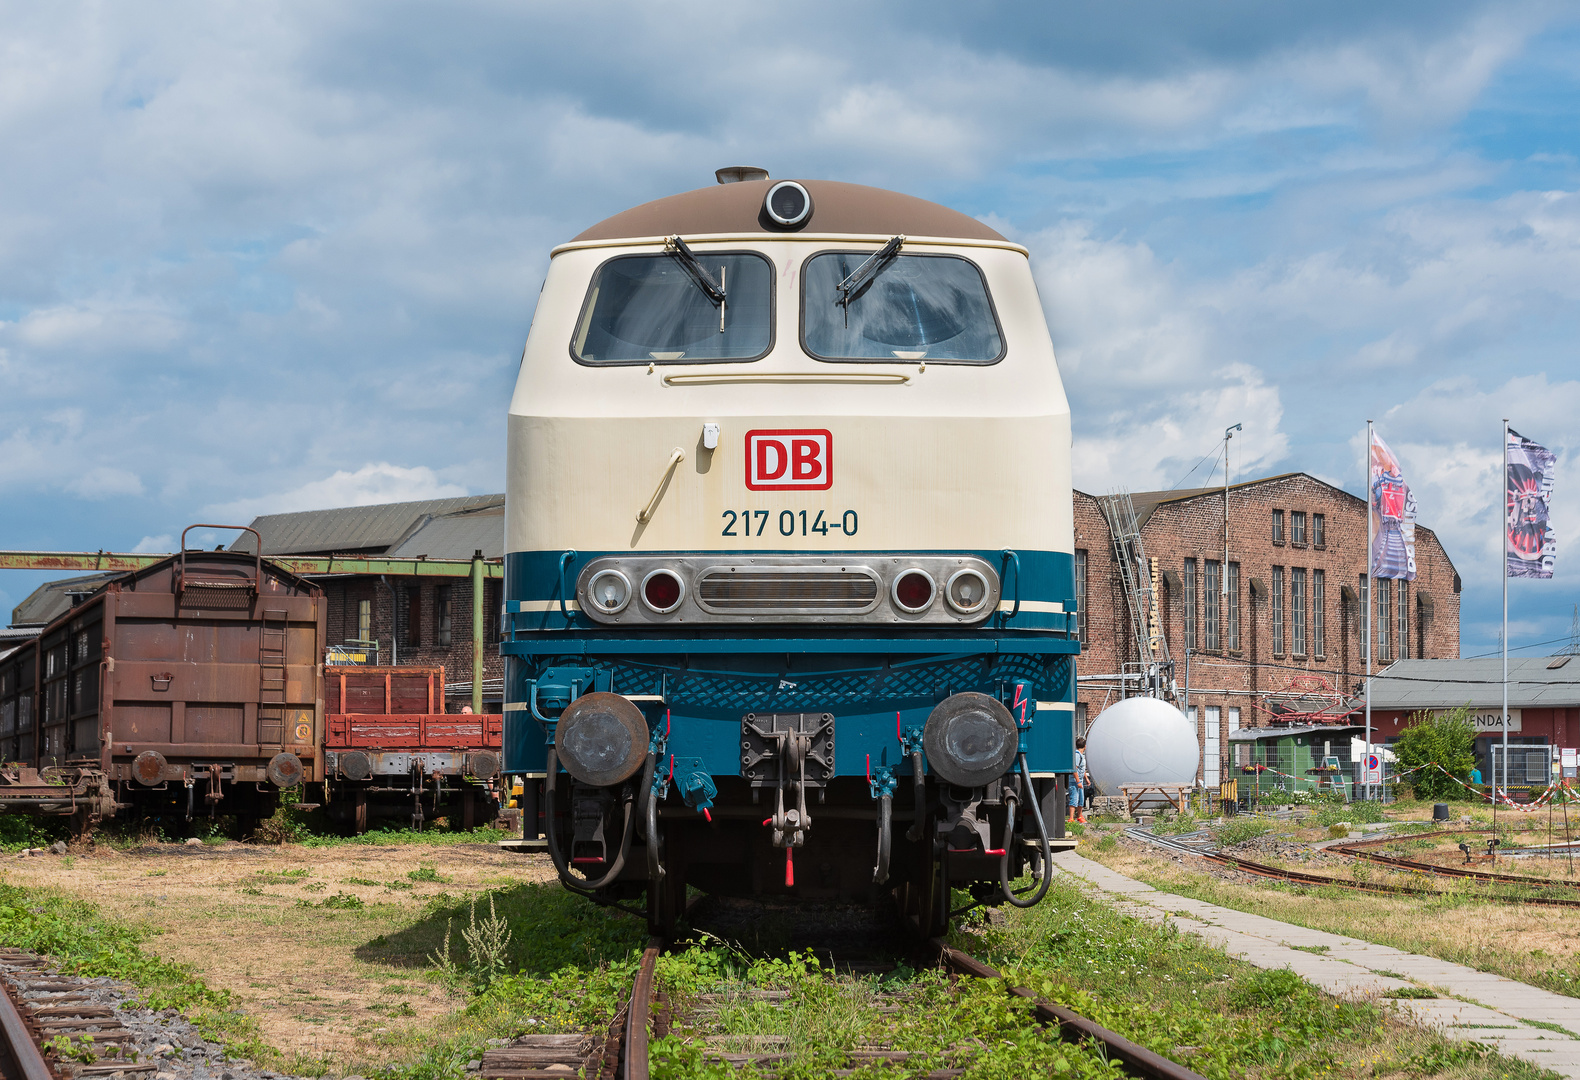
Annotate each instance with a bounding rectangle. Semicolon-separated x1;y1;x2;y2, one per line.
792;440;820;480
756;439;787;481
745;429;833;491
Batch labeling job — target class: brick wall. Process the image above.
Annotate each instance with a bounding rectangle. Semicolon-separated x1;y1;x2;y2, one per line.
1075;474;1461;783
323;576;504;710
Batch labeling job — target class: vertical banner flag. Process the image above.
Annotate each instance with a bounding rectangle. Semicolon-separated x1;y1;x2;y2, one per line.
1507;429;1557;579
1369;431;1417;580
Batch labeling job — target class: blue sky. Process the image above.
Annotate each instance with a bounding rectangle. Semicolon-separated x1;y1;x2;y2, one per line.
2;1;1579;657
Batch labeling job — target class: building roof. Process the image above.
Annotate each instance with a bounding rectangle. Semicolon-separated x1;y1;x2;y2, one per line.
10;572;122;628
1080;472;1353;531
572;179;1008;244
1367;657;1580;710
1229;724;1362;742
232;495;504;557
386;502;506;561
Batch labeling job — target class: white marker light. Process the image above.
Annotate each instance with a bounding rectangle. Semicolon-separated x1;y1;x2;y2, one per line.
702;423;720;450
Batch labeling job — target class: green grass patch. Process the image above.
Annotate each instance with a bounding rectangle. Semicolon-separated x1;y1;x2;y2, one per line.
0;876;269;1060
962;877;1557;1080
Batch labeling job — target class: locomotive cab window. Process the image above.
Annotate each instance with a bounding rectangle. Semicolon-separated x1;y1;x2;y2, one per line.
571;250;773;365
801;251;1004;363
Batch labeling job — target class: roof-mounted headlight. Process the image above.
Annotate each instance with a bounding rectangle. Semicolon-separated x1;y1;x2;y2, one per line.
764;181;812;227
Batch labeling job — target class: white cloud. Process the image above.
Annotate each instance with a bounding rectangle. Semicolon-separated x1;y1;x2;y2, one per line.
65;467;144;500
132;534;174;553
204;462;469;521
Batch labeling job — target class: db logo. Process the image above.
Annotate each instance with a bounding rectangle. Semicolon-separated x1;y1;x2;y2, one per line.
745;429;832;491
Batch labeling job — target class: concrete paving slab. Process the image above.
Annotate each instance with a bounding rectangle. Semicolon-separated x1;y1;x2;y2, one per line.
1052;849;1580;1078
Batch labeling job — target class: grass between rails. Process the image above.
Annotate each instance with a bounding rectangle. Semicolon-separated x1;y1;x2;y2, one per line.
1085;836;1580;1000
648;943;1124;1079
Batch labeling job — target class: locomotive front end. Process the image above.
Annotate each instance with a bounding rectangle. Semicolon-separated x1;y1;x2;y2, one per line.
501;176;1078;933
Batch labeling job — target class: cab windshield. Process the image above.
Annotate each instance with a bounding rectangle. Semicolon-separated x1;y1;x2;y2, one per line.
802;252;1003;363
572;251;773;364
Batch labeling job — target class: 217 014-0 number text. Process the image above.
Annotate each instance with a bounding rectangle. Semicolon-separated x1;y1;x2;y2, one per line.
722;509;858;537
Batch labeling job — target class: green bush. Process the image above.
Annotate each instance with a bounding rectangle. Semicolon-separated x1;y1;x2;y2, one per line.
1392;705;1477;801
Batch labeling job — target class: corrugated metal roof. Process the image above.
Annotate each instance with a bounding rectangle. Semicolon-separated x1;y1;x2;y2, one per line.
386;504;506;560
1366;657;1580;710
10;572;121;627
233;495;504;556
1229;724;1361;742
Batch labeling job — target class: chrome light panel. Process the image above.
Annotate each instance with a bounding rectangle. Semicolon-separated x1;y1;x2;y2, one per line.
576;555;1000;626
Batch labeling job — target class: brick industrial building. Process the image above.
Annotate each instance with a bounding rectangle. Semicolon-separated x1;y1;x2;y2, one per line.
1074;473;1462;785
234;496;507;711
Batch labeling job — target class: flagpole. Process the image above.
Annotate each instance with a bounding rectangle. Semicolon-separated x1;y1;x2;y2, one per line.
1503;418;1511;802
1365;420;1374;801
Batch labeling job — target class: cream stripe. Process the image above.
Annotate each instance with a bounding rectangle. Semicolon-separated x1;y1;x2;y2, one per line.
507;599;582;613
997;599;1065;613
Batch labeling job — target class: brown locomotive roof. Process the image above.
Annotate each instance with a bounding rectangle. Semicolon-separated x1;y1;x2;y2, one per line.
571;179;1007;243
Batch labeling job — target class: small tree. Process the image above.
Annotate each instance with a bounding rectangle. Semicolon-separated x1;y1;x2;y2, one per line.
1392;704;1477;801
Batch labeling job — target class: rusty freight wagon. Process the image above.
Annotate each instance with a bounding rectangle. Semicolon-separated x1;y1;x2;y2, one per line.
0;640;38;767
12;533;327;830
322;665;502;833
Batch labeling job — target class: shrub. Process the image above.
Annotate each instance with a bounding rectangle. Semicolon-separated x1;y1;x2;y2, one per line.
1392;705;1477;801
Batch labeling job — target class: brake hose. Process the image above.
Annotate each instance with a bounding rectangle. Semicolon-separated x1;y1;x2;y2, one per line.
544;747;648;893
998;753;1052;908
874;792;892;884
905;749;926;842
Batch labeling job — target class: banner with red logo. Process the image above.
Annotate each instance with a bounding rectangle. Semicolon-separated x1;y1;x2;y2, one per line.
1507;428;1557;579
1369;431;1417;581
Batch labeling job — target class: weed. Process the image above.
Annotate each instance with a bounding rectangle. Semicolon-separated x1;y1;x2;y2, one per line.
1289;944;1330;954
1152;812;1199;836
1092;833;1118;853
409;866;451;883
1213;818;1275;846
43;1034;98;1063
1384;986;1438;998
297;892;365;910
460;895;513;990
342;877;380;887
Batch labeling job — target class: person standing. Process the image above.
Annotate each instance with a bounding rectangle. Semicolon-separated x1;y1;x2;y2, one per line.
1070;737;1089;824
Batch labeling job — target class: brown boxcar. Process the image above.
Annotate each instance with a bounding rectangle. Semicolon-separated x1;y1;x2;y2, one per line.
322;665;502;832
32;546;325;826
0;641;38;766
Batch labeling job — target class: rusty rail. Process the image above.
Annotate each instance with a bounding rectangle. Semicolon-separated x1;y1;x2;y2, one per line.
0;970;60;1080
1331;831;1580;890
936;941;1208;1080
620;939;661;1080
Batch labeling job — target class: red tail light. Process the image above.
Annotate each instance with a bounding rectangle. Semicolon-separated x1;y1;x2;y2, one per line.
893;570;934;612
641;569;684;613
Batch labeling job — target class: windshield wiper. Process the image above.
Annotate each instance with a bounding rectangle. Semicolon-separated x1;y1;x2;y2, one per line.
836;235;904;309
664;235;726;305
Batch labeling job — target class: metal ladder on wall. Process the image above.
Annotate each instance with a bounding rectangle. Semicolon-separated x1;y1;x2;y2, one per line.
259;608;288;745
1099;490;1177;701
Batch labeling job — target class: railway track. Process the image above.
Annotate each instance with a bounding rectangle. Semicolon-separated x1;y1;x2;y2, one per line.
484;931;1210;1079
1132;825;1580;909
0;949;162;1080
1332;829;1580;890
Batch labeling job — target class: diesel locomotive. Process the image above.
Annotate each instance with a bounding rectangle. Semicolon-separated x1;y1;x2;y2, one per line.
501;173;1078;934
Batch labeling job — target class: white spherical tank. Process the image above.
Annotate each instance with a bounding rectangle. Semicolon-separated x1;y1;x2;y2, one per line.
1085;697;1199;795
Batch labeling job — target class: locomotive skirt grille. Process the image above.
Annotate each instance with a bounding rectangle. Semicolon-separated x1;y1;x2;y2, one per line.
696;569;880;613
595;654;1071;711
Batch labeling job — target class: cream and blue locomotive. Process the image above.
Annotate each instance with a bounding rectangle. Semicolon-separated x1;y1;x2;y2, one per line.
502;172;1077;933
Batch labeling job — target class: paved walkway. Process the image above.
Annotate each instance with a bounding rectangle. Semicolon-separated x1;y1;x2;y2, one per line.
1051;850;1580;1077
